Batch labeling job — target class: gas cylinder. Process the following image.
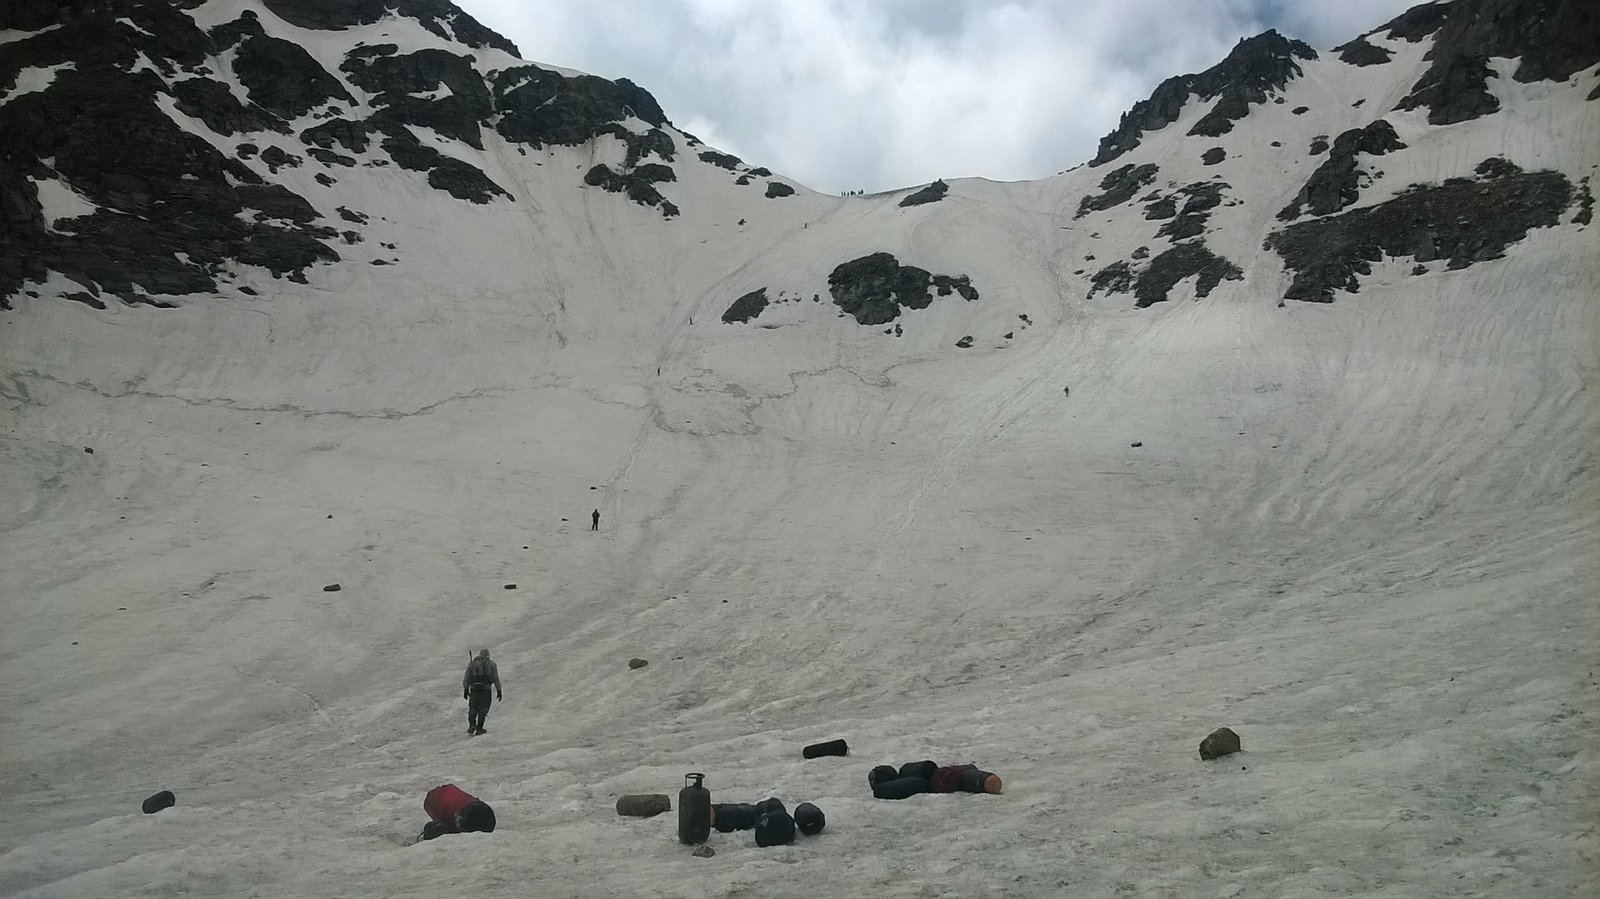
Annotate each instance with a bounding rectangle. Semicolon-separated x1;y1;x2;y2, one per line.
677;773;711;844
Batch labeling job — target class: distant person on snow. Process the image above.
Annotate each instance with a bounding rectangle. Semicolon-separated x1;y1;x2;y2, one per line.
462;649;502;735
591;508;600;531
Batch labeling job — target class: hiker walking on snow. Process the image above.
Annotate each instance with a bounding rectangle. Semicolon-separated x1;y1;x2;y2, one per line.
462;649;502;735
591;508;600;531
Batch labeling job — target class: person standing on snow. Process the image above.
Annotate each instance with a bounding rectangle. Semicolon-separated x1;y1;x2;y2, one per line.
462;649;502;735
591;508;600;531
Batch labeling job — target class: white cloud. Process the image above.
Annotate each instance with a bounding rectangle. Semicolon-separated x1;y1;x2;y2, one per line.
456;0;1418;193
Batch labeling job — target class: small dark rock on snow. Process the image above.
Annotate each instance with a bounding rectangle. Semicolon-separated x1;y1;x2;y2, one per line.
1199;726;1242;760
323;583;341;592
628;657;648;669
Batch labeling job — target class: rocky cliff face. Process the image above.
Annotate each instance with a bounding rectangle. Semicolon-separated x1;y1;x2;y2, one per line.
1090;30;1318;167
0;0;694;308
1068;0;1593;312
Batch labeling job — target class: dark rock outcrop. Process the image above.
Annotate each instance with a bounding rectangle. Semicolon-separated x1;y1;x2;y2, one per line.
1374;2;1454;42
1155;182;1229;241
622;128;676;167
722;287;770;324
1278;120;1406;221
1396;54;1501;125
259;146;303;171
1090;241;1241;306
898;179;949;207
1573;177;1593;225
215;12;355;120
1395;0;1600;125
1088;261;1134;297
262;0;519;56
0;44;340;307
698;150;742;170
1335;36;1393;66
381;128;511;203
1201;147;1226;165
262;0;388;29
301;117;372;155
827;252;977;326
583;163;679;217
1143;196;1177;220
1133;243;1243;307
171;77;288;136
493;66;666;147
343;48;492;148
1078;163;1159;218
1091;31;1316;165
1266;163;1572;301
765;182;795;199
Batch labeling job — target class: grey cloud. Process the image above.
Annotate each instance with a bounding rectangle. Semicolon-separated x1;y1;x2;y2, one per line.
458;0;1418;194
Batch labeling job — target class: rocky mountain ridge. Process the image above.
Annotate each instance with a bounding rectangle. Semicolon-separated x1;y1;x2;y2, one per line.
0;0;794;308
0;0;1595;327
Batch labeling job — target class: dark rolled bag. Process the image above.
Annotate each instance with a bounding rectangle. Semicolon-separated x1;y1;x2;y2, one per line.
753;797;787;818
711;802;757;832
142;790;176;814
868;765;898;789
898;760;937;781
793;802;825;836
871;777;931;800
754;808;796;847
616;793;672;817
802;738;849;759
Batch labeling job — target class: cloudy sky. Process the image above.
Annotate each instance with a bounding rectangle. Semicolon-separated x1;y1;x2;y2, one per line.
454;0;1420;194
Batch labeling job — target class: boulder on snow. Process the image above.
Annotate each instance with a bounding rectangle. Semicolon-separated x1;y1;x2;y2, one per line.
323;583;341;592
1199;726;1242;760
628;657;648;669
